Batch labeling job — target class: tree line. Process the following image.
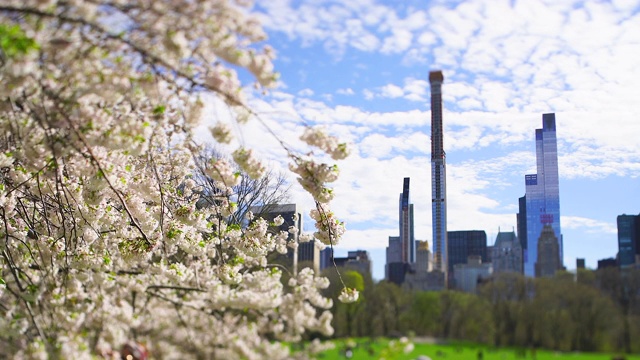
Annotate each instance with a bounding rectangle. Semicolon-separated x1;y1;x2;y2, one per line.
320;267;640;353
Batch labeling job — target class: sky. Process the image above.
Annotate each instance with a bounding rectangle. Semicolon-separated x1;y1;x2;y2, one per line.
200;0;640;280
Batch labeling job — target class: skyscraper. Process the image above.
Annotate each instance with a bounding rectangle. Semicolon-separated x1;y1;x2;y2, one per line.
386;236;402;281
447;230;487;286
617;214;640;267
415;240;432;273
535;225;562;277
400;177;415;263
522;113;563;277
386;177;416;282
430;70;448;280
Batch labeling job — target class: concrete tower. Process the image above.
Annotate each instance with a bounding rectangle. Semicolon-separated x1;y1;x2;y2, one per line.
429;70;448;280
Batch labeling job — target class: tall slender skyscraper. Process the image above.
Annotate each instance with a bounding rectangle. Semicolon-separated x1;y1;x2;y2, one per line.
429;70;448;279
523;113;563;277
400;177;416;263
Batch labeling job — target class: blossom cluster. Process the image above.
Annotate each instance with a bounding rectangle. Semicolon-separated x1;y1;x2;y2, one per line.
309;202;346;246
300;126;351;160
338;287;360;304
0;1;345;359
289;159;340;203
232;147;266;180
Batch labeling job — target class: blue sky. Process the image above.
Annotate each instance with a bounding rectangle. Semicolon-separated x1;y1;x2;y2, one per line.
202;0;640;280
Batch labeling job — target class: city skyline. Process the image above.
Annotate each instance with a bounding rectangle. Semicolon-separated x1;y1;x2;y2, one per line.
195;0;640;280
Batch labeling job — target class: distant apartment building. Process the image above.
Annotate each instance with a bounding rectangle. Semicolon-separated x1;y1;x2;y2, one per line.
617;214;640;267
597;258;617;269
521;114;563;277
414;240;432;273
319;247;333;271
447;230;487;287
576;258;586;269
404;240;441;291
454;255;492;293
332;250;371;276
535;225;562;277
385;236;402;281
491;231;523;274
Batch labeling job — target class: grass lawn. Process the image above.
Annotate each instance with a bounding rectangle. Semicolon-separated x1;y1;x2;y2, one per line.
318;338;640;360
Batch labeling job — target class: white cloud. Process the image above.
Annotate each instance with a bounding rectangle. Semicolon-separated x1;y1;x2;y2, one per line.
380;29;413;54
337;88;355;95
297;88;314;97
363;89;374;100
379;84;404;98
562;216;617;234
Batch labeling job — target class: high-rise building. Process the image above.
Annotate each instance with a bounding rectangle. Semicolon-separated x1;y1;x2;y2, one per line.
319;247;333;272
400;177;416;263
447;230;487;286
403;240;437;291
415;240;432;273
385;236;402;280
517;196;528;251
386;178;417;282
617;214;640;267
429;70;448;280
535;225;562;277
522;113;563;277
491;231;523;274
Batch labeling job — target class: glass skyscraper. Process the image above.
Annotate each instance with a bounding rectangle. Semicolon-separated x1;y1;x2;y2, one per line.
523;113;563;277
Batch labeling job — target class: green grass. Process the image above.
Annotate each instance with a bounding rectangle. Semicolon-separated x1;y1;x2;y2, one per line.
318;338;640;360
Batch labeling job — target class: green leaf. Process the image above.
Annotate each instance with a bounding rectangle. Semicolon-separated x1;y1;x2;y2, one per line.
0;24;39;59
153;105;166;115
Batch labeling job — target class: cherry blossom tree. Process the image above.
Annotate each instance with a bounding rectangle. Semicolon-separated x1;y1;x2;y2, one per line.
192;145;291;225
0;0;353;358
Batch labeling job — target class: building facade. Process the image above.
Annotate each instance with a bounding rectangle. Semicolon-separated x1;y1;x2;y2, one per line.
429;70;448;281
447;230;487;287
523;113;563;277
404;240;438;291
385;236;402;281
453;255;492;293
415;240;432;273
517;196;528;251
617;214;640;267
491;231;523;274
535;225;562;277
333;250;372;276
